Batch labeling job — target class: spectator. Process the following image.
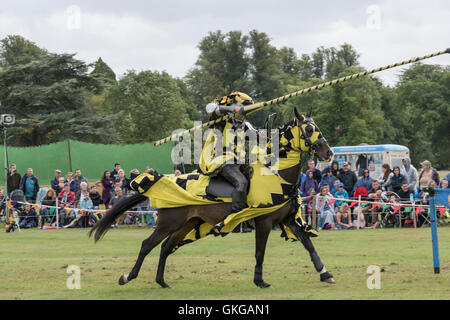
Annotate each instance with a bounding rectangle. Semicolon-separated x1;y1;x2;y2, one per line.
337;162;357;195
174;169;182;176
386;166;407;194
64;199;92;228
334;182;349;209
101;170;114;207
352;206;369;229
368;180;382;198
66;172;77;193
89;185;102;210
320;168;337;189
400;157;418;193
380;194;400;228
73;169;88;194
307;160;322;184
130;168;140;181
316;185;336;230
57;184;75;208
418;160;440;189
398;182;413;200
336;203;353;229
304;187;316;221
444;173;450;185
50;170;64;192
352;169;373;195
54;177;66;195
19;168;40;202
330;179;340;195
378;164;393;191
109;187;123;228
39;188;56;228
116;169;130;194
441;179;449;189
64;191;98;229
367;180;383;227
0;188;5;222
355;154;368;177
111;180;123;199
110;162;121;181
75;181;90;201
300;170;319;196
329;160;340;177
6;163;21;196
18;204;38;228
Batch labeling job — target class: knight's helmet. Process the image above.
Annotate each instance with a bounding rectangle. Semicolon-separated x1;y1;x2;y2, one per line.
213;92;253;121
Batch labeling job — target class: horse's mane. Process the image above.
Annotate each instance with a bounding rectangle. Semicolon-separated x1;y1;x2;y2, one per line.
276;118;299;137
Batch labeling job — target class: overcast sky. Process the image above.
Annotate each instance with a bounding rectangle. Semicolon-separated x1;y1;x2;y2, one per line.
1;0;449;86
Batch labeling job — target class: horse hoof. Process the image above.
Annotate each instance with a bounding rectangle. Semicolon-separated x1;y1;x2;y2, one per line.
118;274;129;285
157;281;171;289
320;272;335;284
323;277;336;284
255;281;272;288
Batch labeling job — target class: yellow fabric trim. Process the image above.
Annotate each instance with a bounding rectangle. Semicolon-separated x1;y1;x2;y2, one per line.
281;197;319;240
137;163;291;209
175;201;289;252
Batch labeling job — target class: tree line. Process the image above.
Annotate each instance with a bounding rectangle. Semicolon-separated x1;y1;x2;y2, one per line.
0;32;448;169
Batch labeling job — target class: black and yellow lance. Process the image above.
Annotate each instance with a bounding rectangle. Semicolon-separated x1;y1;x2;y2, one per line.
154;48;450;146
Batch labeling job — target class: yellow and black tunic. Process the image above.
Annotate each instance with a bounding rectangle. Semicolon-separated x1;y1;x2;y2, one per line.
199;92;254;175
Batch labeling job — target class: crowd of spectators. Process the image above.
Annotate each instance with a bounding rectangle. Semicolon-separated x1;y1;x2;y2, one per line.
300;158;449;230
1;157;448;232
1;162;158;229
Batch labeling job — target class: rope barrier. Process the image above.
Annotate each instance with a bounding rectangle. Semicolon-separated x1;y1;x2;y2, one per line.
3;195;447;220
5;199;157;217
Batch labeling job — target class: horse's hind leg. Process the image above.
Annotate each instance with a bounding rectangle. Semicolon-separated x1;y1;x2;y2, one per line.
155;219;200;288
119;228;169;285
253;216;273;288
286;219;335;284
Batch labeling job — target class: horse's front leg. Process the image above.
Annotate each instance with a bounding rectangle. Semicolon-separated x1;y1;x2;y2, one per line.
253;217;273;288
287;219;335;284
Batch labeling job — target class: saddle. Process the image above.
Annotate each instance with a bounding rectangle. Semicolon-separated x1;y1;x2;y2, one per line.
205;166;252;198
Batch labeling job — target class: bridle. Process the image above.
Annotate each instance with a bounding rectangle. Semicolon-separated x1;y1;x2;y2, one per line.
297;117;328;156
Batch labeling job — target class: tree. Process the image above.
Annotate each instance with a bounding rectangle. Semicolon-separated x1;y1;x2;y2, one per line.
185;30;250;118
395;63;450;169
102;70;195;143
0;35;47;67
0;52;115;146
90;57;117;93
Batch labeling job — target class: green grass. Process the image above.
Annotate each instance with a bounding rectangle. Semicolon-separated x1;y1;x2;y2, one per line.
1;225;449;300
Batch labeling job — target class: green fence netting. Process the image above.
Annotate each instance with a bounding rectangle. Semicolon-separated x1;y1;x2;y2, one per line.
0;140;174;186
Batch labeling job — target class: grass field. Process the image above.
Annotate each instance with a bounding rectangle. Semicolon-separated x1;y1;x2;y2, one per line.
1;225;449;300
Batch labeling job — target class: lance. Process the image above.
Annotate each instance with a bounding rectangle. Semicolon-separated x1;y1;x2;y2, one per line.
154;48;449;146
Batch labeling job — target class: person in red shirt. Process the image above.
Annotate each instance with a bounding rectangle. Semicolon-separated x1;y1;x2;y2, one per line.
57;184;75;208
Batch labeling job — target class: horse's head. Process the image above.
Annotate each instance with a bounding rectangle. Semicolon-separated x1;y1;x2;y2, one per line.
293;107;334;162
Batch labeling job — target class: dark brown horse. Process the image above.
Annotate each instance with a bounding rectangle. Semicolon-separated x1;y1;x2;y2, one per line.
90;109;335;288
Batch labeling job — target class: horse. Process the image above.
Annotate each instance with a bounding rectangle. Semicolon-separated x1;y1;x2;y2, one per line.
89;108;335;288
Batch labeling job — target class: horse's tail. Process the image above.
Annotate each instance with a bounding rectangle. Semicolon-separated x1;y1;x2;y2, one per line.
89;193;147;242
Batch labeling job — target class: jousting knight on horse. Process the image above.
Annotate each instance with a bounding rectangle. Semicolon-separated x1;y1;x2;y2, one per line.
89;48;449;288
